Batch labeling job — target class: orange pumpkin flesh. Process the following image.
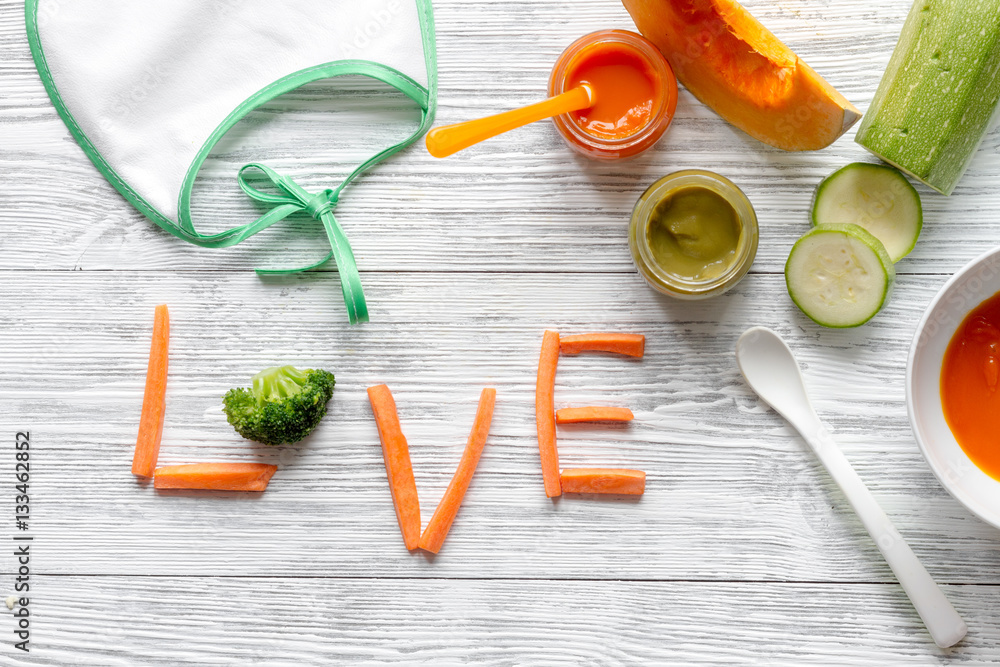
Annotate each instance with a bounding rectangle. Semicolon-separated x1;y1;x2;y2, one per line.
622;0;860;151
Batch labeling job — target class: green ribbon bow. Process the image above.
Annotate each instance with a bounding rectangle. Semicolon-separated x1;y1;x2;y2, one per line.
237;164;368;325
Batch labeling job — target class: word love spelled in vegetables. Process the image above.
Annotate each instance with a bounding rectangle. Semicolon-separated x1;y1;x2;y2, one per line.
224;366;335;446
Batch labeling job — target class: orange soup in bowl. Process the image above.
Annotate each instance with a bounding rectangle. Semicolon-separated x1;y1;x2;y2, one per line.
941;290;1000;479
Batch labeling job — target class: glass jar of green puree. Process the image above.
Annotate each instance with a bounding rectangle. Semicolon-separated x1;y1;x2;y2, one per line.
628;170;758;299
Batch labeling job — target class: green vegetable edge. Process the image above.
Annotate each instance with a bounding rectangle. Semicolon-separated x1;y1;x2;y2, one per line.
785;223;896;329
810;162;923;263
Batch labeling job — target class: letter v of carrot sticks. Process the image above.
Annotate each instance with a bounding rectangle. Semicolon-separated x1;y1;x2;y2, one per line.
419;388;497;554
132;304;169;477
368;384;421;550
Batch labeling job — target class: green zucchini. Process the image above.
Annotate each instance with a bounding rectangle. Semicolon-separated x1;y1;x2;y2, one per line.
812;163;922;263
785;224;895;328
855;0;1000;195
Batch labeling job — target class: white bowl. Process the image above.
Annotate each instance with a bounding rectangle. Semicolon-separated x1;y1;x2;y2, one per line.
908;246;1000;529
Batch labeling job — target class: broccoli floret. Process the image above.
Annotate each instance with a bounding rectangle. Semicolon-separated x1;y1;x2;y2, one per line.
223;366;335;446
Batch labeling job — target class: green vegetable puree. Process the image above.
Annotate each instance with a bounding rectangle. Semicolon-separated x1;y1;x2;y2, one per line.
645;186;741;281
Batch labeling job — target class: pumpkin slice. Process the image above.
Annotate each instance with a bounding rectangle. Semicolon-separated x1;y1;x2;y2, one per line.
622;0;861;151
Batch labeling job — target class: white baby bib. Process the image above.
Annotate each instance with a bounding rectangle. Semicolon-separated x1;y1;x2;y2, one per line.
27;0;437;323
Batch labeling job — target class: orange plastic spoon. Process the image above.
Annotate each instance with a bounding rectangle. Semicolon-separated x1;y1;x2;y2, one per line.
426;84;594;158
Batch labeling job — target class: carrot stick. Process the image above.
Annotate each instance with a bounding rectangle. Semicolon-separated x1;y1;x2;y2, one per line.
419;388;496;554
536;330;561;497
559;333;645;357
368;384;421;550
153;463;277;491
132;304;169;477
555;406;634;424
560;469;645;495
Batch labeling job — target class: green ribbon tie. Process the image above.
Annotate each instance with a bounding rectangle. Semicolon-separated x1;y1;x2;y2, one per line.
237;163;368;324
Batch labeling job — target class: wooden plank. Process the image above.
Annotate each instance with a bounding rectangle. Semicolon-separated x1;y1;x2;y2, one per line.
0;0;996;274
1;270;997;582
15;576;1000;665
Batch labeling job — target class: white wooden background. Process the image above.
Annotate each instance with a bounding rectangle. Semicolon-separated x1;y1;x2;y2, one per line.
2;0;1000;664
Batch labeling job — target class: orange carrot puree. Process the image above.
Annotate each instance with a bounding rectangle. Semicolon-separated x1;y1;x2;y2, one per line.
941;290;1000;479
565;42;659;139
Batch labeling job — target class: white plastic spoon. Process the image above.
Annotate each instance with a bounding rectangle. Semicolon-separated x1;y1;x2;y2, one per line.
735;326;967;648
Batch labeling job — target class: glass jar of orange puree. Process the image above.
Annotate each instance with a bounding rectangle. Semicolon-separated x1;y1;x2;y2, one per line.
548;30;677;160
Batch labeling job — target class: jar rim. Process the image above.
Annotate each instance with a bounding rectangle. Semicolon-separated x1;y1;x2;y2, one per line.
629;170;759;299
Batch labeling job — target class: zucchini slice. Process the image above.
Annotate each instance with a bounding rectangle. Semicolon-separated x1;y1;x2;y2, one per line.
812;162;922;263
785;223;895;328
